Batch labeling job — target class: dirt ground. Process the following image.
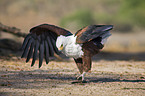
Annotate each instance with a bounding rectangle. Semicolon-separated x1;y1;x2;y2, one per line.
0;54;145;96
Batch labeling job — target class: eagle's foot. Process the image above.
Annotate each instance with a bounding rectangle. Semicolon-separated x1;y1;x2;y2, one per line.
77;72;86;81
77;75;83;80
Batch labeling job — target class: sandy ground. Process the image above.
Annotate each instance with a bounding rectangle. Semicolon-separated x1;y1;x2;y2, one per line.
0;56;145;96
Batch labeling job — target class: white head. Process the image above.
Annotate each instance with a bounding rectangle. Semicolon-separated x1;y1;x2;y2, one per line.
56;35;67;51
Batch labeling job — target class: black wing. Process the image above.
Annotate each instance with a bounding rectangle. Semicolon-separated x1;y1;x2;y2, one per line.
21;24;72;68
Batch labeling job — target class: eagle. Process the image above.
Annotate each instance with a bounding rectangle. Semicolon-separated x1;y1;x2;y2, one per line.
21;24;113;82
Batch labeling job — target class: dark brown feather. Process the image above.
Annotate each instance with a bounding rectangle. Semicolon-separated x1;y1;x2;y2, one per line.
30;24;72;36
75;26;88;37
74;58;83;74
82;48;92;72
82;41;103;56
75;25;113;44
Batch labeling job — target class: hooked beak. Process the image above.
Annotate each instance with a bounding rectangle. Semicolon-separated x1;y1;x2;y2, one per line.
58;46;63;50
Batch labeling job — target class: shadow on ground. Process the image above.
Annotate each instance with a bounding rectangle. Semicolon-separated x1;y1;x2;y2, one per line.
0;69;144;89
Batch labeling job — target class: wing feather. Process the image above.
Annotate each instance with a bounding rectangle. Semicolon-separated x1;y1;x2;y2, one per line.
21;38;34;58
48;32;57;40
46;36;54;57
75;25;113;44
39;40;44;68
21;34;31;50
44;41;49;64
26;41;35;62
50;36;60;54
31;40;39;67
21;23;72;68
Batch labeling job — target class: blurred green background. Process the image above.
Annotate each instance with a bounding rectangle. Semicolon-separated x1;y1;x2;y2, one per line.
0;0;145;52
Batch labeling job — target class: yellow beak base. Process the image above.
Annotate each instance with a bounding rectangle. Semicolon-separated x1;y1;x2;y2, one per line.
58;46;63;50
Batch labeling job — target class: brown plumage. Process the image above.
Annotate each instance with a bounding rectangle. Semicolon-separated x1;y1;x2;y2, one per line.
21;24;113;82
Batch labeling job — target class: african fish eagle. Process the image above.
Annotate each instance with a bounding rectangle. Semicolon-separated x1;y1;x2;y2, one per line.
21;24;113;82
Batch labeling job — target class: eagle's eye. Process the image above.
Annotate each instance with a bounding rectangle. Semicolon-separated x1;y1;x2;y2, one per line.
61;44;63;47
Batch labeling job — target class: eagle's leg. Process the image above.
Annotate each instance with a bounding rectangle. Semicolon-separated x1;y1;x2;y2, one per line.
78;50;92;82
74;49;92;82
74;58;87;81
74;58;83;74
75;53;92;82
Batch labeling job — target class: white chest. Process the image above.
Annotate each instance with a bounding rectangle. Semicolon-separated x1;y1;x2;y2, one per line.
62;42;84;58
60;35;84;58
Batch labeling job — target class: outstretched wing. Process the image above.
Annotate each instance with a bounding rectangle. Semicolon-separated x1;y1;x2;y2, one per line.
75;25;113;44
21;24;72;68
